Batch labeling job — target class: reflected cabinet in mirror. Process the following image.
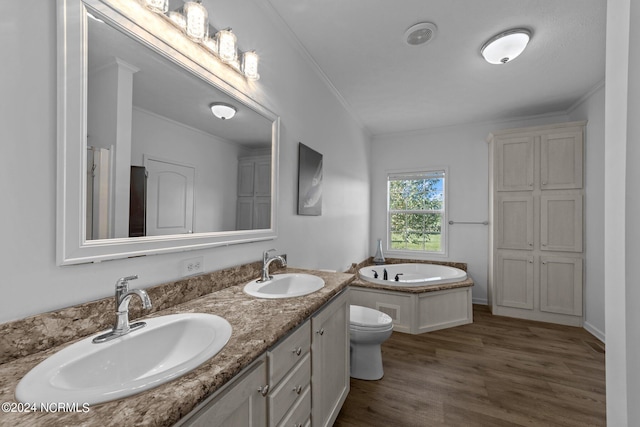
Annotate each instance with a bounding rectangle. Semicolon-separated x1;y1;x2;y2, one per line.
57;0;279;265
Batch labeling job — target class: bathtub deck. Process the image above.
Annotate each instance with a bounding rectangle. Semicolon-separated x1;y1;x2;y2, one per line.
335;304;606;426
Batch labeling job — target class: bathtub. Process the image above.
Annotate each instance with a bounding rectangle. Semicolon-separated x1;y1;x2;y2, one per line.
358;263;467;287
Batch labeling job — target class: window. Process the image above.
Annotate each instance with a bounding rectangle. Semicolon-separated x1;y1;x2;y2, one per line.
387;169;446;254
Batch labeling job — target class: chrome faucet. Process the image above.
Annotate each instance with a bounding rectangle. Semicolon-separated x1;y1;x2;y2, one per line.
93;275;152;344
259;249;287;283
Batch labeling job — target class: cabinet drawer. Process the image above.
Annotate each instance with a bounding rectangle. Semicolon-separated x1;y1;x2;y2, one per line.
268;353;311;426
268;320;310;385
277;385;310;427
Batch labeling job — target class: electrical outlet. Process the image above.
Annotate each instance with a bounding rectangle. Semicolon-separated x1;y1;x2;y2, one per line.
181;256;204;277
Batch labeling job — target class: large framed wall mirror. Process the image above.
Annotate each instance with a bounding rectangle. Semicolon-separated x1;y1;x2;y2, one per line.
57;0;279;265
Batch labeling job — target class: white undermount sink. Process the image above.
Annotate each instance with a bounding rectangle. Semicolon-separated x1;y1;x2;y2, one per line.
243;273;325;299
15;313;232;405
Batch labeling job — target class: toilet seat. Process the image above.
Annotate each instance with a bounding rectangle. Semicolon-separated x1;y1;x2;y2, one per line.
350;305;392;329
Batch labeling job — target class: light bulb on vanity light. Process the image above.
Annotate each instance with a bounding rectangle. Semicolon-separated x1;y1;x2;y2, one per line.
242;50;260;80
184;0;208;42
143;0;168;13
216;28;238;63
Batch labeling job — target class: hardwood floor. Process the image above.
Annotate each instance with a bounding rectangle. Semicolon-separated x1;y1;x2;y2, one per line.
334;305;605;427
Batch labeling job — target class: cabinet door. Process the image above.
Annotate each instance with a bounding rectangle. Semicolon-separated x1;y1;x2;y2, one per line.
254;197;271;229
237;197;254;230
496;195;534;250
182;356;267;427
238;160;256;196
311;291;349;427
495;252;534;310
496;136;534;191
540;257;583;316
254;159;272;197
540;130;583;190
540;194;583;252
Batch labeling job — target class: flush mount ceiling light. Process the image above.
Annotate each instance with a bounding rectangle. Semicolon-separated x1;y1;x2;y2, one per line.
481;28;531;64
403;22;437;46
210;103;237;120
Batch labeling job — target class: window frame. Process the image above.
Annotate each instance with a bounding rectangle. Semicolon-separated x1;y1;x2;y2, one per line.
385;167;449;257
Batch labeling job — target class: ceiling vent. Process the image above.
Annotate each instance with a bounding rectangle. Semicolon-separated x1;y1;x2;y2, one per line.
404;22;437;46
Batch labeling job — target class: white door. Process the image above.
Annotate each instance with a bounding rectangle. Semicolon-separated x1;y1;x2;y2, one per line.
145;157;195;236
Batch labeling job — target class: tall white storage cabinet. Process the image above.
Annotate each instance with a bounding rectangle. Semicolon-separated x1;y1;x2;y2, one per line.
236;155;271;230
488;121;585;326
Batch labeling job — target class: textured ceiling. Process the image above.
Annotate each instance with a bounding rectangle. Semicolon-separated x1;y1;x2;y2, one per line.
266;0;607;136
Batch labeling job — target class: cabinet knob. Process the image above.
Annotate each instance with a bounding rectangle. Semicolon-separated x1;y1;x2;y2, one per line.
542;243;547;246
316;328;325;336
292;347;302;356
528;242;533;246
542;181;547;185
258;384;269;396
293;385;302;394
529;260;533;264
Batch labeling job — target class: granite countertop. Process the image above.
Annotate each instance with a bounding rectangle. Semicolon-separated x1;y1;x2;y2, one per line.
0;268;353;427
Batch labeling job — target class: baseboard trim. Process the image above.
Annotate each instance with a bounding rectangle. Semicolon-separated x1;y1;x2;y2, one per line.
583;321;605;343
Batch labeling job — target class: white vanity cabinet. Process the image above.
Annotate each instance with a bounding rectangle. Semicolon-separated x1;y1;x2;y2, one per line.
177;355;268;427
311;290;350;427
488;121;585;326
267;320;312;426
177;290;350;427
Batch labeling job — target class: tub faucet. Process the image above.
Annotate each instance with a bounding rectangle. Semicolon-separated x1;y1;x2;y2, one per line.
259;249;287;283
93;275;152;344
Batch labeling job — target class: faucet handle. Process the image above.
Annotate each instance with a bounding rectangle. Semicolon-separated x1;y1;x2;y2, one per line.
116;275;138;291
263;248;276;261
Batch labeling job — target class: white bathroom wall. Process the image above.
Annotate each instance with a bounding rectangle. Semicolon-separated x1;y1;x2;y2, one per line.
370;114;576;305
0;0;371;323
568;84;606;341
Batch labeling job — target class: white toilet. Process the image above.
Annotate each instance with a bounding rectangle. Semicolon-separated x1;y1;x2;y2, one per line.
349;305;394;380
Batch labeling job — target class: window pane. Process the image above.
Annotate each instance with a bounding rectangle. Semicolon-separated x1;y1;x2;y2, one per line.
388;176;444;212
390;213;442;251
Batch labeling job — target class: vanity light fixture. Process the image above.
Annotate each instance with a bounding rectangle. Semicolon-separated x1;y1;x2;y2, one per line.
210;103;237;120
481;28;531;64
142;0;260;80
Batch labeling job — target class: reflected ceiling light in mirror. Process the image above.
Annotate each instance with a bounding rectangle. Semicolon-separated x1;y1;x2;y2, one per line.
142;0;260;80
481;28;531;64
183;0;209;42
143;0;168;14
210;103;237;120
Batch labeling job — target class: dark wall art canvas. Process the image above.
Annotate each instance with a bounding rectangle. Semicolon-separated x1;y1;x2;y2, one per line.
297;143;323;216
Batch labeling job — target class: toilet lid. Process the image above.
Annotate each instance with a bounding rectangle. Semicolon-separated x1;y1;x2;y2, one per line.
350;305;393;328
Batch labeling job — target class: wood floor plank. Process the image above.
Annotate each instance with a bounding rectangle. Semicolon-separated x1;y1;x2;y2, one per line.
334;305;606;426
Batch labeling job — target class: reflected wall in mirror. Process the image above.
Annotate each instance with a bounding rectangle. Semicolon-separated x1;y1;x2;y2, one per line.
57;0;279;264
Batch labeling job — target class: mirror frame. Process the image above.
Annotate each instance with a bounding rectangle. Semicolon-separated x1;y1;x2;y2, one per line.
57;0;279;265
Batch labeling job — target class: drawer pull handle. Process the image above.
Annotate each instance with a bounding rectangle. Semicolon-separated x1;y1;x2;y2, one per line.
293;385;302;394
316;328;325;336
294;424;302;427
292;347;302;356
258;384;269;396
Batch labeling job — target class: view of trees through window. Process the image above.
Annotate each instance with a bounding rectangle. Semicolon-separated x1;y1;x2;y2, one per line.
388;171;445;252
